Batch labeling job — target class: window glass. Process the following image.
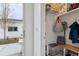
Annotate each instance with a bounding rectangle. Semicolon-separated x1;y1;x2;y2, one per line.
8;27;18;31
0;3;23;20
8;3;23;20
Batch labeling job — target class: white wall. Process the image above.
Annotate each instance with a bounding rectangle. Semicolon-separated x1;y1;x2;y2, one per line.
23;3;34;56
46;13;57;44
60;9;79;47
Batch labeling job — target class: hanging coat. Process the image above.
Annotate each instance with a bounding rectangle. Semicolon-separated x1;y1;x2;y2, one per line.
69;22;79;43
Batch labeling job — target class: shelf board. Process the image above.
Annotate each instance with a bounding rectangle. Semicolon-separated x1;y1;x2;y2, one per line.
57;7;79;16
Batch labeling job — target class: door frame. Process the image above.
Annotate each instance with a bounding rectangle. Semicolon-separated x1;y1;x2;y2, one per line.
23;3;46;56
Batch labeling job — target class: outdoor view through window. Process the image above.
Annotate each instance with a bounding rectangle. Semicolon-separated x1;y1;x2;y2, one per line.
0;3;23;56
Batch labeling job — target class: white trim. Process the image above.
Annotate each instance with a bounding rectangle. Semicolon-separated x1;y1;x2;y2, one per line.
41;4;46;56
23;3;45;56
63;48;66;56
34;3;42;56
33;3;45;56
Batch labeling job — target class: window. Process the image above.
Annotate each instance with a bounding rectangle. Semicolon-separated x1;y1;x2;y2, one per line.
8;27;18;31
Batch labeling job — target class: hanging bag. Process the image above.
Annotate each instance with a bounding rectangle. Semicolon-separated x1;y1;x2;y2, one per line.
53;16;63;33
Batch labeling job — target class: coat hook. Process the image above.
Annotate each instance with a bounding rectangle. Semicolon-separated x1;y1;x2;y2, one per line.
75;17;77;22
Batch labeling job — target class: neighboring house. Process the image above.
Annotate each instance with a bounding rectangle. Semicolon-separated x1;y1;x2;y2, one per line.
0;19;23;39
0;3;23;40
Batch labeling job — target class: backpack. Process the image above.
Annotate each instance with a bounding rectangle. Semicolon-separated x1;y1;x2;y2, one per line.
53;16;63;33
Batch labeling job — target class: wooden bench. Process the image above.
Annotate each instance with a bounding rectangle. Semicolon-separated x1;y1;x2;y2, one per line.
48;43;79;56
61;44;79;56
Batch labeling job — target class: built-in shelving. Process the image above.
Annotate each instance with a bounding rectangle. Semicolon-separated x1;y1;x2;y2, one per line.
57;7;79;16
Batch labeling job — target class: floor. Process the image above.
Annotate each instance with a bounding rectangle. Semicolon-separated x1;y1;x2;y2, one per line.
46;46;63;56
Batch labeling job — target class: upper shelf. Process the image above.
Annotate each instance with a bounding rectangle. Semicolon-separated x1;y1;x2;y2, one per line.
57;7;79;17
